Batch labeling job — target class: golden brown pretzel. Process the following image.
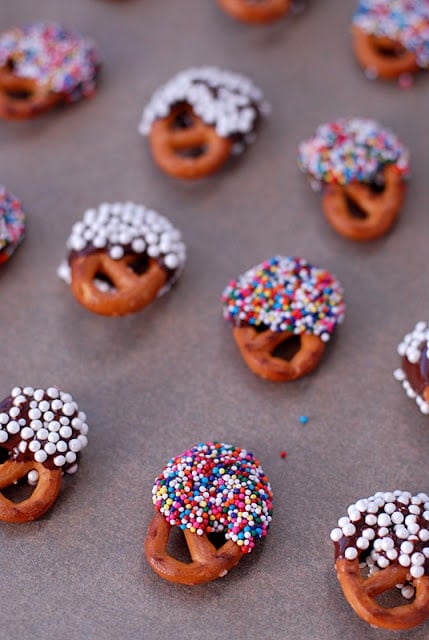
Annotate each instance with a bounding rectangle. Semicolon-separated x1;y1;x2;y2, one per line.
70;252;167;317
0;66;61;120
322;164;406;241
0;460;62;523
149;104;232;180
336;558;429;631
232;326;325;382
217;0;291;24
145;512;243;585
353;26;419;80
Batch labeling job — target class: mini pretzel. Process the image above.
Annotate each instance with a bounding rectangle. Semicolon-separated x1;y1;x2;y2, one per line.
394;321;429;415
0;186;25;266
0;22;100;121
139;67;269;180
331;490;429;630
0;386;89;523
58;202;186;317
299;118;409;241
352;1;429;81
217;0;291;24
222;256;345;382
146;442;273;584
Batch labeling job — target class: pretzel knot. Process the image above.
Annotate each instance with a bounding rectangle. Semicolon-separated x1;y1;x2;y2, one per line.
336;558;429;630
217;0;291;24
353;28;419;80
149;104;232;180
145;512;242;585
0;460;61;523
322;164;406;242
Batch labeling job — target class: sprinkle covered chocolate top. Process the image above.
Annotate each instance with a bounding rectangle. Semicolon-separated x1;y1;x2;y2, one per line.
222;256;345;341
331;490;429;600
0;22;100;101
152;442;273;553
394;320;429;415
0;386;88;473
139;66;269;151
353;0;429;68
298;117;409;187
58;202;186;291
0;187;25;264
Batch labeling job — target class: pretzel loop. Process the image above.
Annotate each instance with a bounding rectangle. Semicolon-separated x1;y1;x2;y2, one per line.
145;512;243;585
70;252;167;316
149;105;232;179
232;326;325;382
218;0;291;24
353;27;419;79
322;164;405;241
0;460;62;523
336;558;429;630
0;67;61;120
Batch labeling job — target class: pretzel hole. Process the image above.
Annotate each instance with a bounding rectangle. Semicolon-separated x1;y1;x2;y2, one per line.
1;478;34;503
176;145;208;159
166;527;193;563
345;195;368;220
375;587;414;608
126;254;150;275
94;271;115;291
3;86;33;101
371;37;407;59
272;334;301;361
172;109;195;130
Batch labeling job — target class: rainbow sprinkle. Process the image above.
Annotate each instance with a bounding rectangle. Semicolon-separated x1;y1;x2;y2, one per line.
152;442;273;553
222;256;345;342
298;118;409;187
353;0;429;68
0;22;100;102
0;187;25;265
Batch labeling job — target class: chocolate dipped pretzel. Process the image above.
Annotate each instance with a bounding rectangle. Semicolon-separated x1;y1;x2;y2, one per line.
139;66;269;179
352;1;429;81
217;0;291;24
58;202;186;317
0;21;100;120
394;321;429;415
331;490;429;630
0;186;25;265
146;442;273;585
0;386;88;522
299;118;409;241
222;256;344;382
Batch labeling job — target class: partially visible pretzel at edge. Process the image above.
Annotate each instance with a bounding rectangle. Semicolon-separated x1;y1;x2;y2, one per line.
217;0;291;24
0;386;89;523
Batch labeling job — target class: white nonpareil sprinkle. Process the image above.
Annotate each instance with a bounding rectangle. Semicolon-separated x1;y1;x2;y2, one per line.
331;490;429;597
139;66;270;149
395;321;429;415
0;386;88;472
58;202;186;296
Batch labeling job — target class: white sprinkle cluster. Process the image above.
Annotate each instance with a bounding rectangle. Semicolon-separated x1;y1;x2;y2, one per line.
331;490;429;599
58;202;186;293
0;386;88;473
139;66;270;152
394;321;429;415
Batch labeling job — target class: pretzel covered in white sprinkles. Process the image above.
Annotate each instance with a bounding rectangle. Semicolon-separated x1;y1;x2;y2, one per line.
331;490;429;630
222;256;345;381
394;321;429;415
0;386;88;523
58;202;186;316
0;22;100;120
139;66;269;179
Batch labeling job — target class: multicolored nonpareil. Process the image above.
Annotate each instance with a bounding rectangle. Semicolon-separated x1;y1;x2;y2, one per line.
0;187;25;265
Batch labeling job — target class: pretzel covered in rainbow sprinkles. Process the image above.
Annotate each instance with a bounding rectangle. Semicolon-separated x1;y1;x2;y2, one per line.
0;186;25;265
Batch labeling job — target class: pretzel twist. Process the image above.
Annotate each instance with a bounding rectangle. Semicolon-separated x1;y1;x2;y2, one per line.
322;164;406;241
145;512;243;585
0;67;61;120
353;26;419;79
0;460;62;523
232;326;325;382
70;252;167;316
218;0;291;24
149;105;232;179
336;557;429;630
